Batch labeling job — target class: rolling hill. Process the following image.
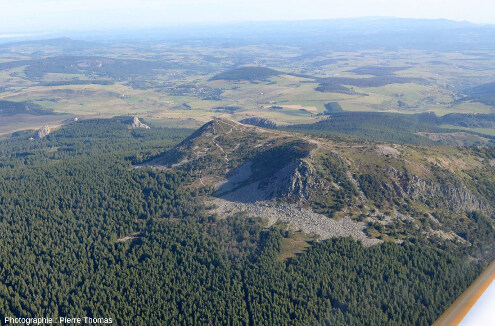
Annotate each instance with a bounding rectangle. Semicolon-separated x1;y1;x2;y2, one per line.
0;117;492;325
463;81;495;106
147;118;495;253
210;66;282;81
0;100;55;116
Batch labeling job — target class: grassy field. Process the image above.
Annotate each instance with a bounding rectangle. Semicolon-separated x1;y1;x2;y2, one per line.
0;43;494;134
0;114;71;136
278;231;315;261
441;125;495;136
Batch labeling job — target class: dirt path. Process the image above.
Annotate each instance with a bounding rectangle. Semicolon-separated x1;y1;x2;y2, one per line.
212;122;233;162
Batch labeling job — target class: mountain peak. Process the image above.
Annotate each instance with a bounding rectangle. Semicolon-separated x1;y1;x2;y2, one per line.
141;120;493;247
148;118;292;170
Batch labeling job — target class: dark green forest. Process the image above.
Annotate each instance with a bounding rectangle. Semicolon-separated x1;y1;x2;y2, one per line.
283;111;495;145
282;112;443;145
347;66;410;76
463;81;495;106
314;76;423;94
210;67;282;81
0;100;55;116
0;56;172;80
0;119;484;325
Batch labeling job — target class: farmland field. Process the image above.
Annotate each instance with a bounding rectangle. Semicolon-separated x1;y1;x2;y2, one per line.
0;40;494;133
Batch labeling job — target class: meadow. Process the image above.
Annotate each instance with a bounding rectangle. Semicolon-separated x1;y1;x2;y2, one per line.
0;40;494;132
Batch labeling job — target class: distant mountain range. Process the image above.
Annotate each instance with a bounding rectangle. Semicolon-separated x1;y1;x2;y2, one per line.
1;18;495;51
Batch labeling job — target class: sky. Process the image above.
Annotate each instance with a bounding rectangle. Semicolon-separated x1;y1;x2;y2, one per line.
459;280;495;326
2;0;495;34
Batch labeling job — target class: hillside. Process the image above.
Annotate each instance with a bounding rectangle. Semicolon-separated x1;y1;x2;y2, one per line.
147;119;495;255
0;117;490;325
210;66;282;81
463;81;495;106
0;55;171;80
314;75;424;93
0;100;55;116
283;112;495;145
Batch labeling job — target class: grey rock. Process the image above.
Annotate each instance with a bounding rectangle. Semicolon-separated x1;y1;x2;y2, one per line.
239;117;277;129
131;116;150;129
37;125;50;138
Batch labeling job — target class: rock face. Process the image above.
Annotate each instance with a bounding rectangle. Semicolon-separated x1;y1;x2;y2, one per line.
215;159;317;203
37;125;50;138
143;118;495;247
239;117;277;129
406;175;489;212
271;160;314;201
385;168;490;213
131;117;150;129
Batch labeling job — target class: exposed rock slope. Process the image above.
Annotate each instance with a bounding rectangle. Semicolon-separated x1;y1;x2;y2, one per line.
146;119;495;248
37;125;51;138
131;116;150;129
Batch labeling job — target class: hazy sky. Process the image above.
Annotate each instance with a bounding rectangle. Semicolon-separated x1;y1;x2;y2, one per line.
2;0;495;33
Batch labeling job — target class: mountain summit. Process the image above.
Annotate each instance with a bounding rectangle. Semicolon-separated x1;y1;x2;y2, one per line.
145;119;494;250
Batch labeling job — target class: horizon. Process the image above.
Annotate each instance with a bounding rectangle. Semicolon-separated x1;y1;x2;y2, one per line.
1;16;494;44
2;0;495;35
0;3;494;325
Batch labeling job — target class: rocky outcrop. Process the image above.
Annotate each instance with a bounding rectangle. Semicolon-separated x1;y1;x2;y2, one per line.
385;167;490;213
139;118;495;249
406;176;489;212
239;117;277;129
37;125;50;138
152;119;493;217
375;145;400;158
131;116;150;129
278;160;313;200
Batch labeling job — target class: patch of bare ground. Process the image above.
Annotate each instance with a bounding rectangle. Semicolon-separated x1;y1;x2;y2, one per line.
404;159;433;177
278;231;314;261
426;229;469;244
428;155;482;172
116;232;142;243
375;144;401;157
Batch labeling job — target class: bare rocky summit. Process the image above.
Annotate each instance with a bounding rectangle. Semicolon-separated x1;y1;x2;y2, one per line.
131;116;150;129
143;118;494;247
37;125;51;138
